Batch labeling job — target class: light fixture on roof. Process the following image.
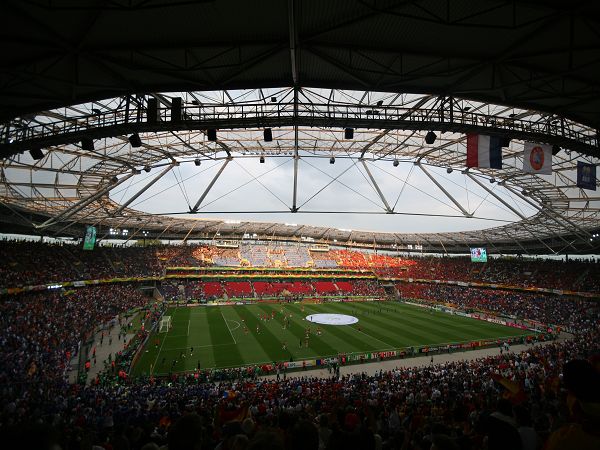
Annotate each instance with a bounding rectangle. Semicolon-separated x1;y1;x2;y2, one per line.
144;165;151;173
264;128;273;142
330;156;335;164
259;155;265;163
425;131;437;145
446;167;453;174
81;137;94;151
270;97;277;102
490;177;496;183
128;133;142;148
393;159;399;167
194;159;201;166
29;148;44;160
344;128;354;139
207;129;217;141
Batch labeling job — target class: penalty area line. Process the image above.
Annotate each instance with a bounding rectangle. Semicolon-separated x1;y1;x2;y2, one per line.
151;336;166;376
222;311;237;344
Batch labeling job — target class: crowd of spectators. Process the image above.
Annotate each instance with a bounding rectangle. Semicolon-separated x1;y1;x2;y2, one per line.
160;279;386;302
0;272;598;449
397;282;599;332
2;240;599;294
375;256;600;293
0;240;162;287
0;284;148;393
1;303;598;450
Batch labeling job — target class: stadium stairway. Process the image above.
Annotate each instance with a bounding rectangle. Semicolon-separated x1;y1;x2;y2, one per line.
70;319;137;385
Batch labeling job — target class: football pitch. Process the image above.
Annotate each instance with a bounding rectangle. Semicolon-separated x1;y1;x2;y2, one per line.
132;301;528;376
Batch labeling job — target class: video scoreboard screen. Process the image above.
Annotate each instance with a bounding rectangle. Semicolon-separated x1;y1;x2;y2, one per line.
83;225;97;251
470;247;487;263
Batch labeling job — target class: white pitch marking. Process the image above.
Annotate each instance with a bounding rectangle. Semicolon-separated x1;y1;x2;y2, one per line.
187;319;190;336
151;333;167;376
226;319;241;332
222;311;237;344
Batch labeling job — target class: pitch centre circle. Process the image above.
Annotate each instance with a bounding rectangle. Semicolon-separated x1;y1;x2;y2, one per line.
305;313;358;325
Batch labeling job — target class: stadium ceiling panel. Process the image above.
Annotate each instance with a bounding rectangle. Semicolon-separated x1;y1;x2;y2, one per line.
1;0;600;128
0;1;599;255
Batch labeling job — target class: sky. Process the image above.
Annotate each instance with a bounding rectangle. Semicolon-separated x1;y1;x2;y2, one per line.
108;151;537;233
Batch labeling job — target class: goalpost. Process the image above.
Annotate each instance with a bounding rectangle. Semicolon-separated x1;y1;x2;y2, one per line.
159;316;172;333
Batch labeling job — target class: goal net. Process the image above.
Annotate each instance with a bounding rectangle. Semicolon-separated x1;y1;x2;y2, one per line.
159;316;172;333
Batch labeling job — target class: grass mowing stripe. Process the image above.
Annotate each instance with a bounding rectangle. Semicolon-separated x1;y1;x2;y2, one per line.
396;303;526;340
255;304;329;361
394;305;504;337
236;305;290;363
336;302;430;346
225;306;273;365
333;303;424;347
130;302;533;375
297;303;389;353
384;305;489;344
206;307;244;368
338;302;446;346
263;304;340;358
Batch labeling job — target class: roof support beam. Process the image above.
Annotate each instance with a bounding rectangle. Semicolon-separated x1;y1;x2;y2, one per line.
35;171;135;229
467;173;527;220
292;87;299;212
360;159;392;213
467;172;578;252
503;183;592;244
190;157;231;212
417;163;472;217
113;162;177;216
183;223;197;243
288;0;299;85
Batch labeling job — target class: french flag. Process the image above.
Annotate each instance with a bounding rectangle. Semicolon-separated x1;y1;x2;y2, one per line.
466;134;502;169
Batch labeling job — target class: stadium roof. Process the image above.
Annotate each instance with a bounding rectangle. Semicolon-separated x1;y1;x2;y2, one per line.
2;1;600;129
0;1;599;255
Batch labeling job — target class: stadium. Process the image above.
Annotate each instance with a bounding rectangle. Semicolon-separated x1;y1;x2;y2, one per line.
1;1;599;450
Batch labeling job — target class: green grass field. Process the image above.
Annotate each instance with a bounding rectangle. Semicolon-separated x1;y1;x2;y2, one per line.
132;301;528;376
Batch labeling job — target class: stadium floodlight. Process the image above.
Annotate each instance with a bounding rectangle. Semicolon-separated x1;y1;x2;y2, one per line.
144;165;151;173
490;177;496;183
393;159;399;167
330;156;335;164
194;159;201;166
128;133;142;147
446;167;453;174
260;155;265;163
344;128;354;139
425;131;437;145
81;137;94;151
29;148;44;160
264;128;273;142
